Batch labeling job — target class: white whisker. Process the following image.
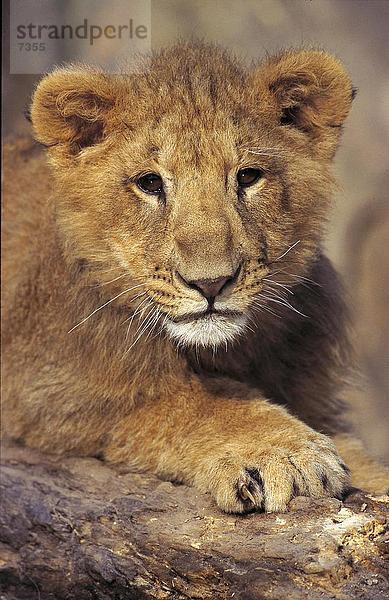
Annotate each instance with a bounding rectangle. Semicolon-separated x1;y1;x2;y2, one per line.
250;299;280;319
257;293;308;318
263;279;294;295
267;269;321;288
243;322;256;335
151;311;171;341
262;289;289;303
68;283;145;333
121;293;149;326
93;273;128;287
144;308;162;343
123;297;151;342
122;302;156;356
248;147;286;157
273;240;301;262
287;272;322;287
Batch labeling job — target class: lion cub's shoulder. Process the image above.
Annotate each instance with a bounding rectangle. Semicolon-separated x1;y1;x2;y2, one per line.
3;135;51;202
3;134;53;226
2;136;54;307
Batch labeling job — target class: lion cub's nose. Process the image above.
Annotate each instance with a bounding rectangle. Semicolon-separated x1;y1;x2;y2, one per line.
191;277;231;300
180;275;233;302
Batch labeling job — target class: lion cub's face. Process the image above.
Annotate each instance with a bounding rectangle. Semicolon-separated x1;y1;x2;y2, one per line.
31;44;353;349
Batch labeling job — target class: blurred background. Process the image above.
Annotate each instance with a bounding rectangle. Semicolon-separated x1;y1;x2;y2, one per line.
3;0;389;460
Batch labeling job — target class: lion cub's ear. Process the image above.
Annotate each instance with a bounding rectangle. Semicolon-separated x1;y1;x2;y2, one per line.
253;49;355;157
30;66;119;153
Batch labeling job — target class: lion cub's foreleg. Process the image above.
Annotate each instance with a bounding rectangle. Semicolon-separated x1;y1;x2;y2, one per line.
104;377;350;513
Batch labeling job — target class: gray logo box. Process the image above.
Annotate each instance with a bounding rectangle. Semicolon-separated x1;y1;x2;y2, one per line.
10;0;151;74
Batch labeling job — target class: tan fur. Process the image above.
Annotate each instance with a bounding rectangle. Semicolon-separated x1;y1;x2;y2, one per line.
2;43;388;513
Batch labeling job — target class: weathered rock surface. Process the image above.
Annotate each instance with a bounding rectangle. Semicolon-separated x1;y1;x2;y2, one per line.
0;443;388;599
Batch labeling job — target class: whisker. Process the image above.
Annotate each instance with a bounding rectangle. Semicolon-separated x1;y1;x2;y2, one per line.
130;311;157;350
267;269;322;288
250;299;281;319
68;282;145;333
144;308;163;343
140;295;164;344
272;240;301;262
248;152;284;158
261;288;290;303
258;291;290;305
248;147;286;156
243;322;256;335
263;279;294;295
123;297;151;341
264;265;321;290
128;298;153;334
287;273;322;287
123;301;157;356
91;266;123;275
92;272;128;287
150;311;171;342
257;293;308;318
121;293;149;326
264;269;285;278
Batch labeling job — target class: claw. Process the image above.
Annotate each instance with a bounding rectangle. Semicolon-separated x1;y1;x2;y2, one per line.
240;483;256;505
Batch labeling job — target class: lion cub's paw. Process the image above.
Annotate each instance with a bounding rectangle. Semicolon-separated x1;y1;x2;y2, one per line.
205;433;350;514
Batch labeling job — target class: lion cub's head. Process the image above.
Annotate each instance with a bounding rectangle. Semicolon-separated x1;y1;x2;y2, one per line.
31;43;354;349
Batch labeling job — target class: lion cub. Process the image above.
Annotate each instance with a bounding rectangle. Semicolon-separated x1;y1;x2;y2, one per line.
3;43;387;513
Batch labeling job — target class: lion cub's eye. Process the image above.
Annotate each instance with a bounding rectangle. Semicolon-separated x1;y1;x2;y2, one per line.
237;168;264;187
136;173;163;195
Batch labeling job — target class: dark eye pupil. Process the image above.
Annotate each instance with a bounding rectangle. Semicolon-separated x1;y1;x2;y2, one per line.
136;173;163;194
237;168;263;187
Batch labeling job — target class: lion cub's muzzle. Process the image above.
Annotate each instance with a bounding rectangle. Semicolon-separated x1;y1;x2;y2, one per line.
164;265;248;348
176;264;241;307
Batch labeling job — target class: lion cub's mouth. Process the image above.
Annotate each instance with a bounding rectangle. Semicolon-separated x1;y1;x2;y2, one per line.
171;308;243;324
164;308;248;349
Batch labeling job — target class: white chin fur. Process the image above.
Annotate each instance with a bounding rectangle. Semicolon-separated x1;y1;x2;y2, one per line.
164;313;248;349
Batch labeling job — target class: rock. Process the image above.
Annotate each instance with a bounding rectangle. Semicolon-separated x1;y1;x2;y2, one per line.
0;443;388;599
